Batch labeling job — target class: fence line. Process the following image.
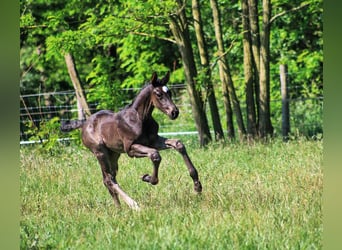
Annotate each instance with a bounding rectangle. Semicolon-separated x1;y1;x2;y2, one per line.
19;131;201;145
20;85;323;144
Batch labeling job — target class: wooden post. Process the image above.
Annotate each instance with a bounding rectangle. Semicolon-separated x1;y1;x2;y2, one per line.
64;53;91;120
280;64;290;141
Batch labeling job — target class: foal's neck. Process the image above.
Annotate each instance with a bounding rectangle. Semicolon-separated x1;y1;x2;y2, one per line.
131;85;154;121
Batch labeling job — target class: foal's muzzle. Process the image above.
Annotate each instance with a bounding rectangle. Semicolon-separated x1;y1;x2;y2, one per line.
170;108;179;120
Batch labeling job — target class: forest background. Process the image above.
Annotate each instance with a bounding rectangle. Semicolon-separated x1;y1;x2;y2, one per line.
19;0;323;146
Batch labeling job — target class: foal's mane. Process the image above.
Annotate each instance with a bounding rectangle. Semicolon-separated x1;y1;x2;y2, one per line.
125;82;153;109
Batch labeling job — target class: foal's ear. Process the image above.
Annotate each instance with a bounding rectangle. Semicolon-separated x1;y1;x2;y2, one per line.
151;72;158;86
160;71;170;85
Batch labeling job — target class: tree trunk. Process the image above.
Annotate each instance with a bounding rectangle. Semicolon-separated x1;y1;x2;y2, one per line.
192;0;224;141
210;0;246;139
248;0;260;126
64;53;91;120
248;0;261;74
242;0;257;138
280;64;290;141
169;1;211;146
258;0;273;138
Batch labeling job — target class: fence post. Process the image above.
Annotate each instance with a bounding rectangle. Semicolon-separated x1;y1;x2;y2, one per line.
280;64;290;141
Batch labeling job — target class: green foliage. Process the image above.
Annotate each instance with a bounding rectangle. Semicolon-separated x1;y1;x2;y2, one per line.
20;0;323;140
24;117;81;153
25;117;62;152
290;99;323;138
20;12;35;28
46;30;95;60
20;138;322;249
117;35;171;88
85;54;126;110
270;0;323;99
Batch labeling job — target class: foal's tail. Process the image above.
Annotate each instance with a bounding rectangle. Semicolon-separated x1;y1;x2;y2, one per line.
60;120;85;132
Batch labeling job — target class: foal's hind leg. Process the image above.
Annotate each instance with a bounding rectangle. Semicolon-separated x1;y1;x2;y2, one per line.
94;148;140;210
104;152;121;207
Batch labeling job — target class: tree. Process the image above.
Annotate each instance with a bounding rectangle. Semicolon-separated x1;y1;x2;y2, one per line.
192;0;224;141
258;0;273;137
247;0;261;137
169;0;212;146
210;0;246;139
241;0;258;138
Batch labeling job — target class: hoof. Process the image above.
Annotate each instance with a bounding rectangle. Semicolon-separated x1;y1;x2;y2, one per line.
141;174;151;183
129;201;141;211
194;181;202;193
141;174;158;185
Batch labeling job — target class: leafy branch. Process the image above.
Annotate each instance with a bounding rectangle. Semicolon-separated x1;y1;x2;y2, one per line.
270;2;311;24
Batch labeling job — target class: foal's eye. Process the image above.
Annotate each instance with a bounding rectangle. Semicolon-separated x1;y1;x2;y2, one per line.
155;91;163;99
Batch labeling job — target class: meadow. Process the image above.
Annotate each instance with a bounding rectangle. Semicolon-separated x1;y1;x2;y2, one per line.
20;137;322;249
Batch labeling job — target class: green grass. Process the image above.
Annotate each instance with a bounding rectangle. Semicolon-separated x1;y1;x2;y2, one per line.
20;137;322;249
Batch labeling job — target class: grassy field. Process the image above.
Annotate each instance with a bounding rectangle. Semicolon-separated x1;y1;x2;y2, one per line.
20;137;322;249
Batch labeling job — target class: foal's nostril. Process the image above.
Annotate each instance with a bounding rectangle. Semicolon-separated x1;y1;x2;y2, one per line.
171;109;179;119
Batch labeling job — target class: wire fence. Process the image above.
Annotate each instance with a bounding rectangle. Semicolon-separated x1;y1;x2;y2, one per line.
20;85;323;144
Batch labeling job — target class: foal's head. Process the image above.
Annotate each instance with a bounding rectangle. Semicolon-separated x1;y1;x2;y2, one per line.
150;72;179;120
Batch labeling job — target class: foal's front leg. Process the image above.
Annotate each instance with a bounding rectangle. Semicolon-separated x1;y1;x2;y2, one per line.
128;144;161;185
156;137;203;193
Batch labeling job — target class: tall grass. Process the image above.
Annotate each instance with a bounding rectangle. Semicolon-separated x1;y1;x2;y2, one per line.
20;137;322;249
